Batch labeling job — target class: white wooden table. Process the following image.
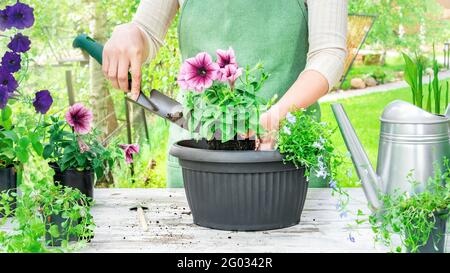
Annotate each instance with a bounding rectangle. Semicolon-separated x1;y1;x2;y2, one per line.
80;188;426;253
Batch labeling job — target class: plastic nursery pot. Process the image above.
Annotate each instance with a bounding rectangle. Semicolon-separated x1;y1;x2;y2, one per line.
169;139;309;231
49;163;95;199
46;163;95;246
413;210;448;253
45;214;79;247
0;165;17;218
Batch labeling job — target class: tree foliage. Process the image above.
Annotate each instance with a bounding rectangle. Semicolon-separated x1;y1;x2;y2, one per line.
349;0;449;51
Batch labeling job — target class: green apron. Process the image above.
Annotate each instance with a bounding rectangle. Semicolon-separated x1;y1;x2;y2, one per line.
166;0;325;188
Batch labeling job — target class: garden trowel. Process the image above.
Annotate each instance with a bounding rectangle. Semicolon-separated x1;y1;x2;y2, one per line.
73;34;188;130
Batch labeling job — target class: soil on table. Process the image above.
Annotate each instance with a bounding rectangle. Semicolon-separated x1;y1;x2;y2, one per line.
207;138;255;150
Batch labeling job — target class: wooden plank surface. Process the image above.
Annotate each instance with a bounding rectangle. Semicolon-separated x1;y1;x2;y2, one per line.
2;188;448;252
79;187;448;253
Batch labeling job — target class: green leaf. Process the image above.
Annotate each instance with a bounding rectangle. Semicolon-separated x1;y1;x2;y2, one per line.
1;106;12;123
43;144;54;159
16;148;29;163
18;137;30;149
32;141;44;156
402;52;418;105
48;224;60;238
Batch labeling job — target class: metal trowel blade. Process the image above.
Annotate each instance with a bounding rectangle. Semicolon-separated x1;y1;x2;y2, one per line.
126;90;188;130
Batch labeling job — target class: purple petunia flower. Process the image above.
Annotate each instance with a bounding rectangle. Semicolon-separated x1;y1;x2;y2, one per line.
8;33;31;53
0;68;18;93
0;86;9;109
1;51;21;73
0;8;12;31
5;1;34;30
33;90;53;114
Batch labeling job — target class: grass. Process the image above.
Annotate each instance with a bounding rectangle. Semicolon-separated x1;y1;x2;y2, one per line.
340;55;404;90
320;80;449;187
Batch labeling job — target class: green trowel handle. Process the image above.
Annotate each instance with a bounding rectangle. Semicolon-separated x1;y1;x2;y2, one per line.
73;34;133;88
73;34;104;65
72;34;161;113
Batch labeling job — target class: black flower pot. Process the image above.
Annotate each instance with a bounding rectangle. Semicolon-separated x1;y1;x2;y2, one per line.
415;211;448;253
46;164;95;246
45;214;79;247
49;163;95;199
170;139;309;231
0;166;17;218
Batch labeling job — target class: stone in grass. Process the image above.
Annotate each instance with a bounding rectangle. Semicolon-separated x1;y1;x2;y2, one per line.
364;76;378;87
350;78;366;89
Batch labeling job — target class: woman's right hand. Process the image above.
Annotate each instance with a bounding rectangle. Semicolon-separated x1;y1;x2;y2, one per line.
103;23;149;100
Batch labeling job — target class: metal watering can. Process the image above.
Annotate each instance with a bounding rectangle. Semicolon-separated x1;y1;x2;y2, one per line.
332;100;450;210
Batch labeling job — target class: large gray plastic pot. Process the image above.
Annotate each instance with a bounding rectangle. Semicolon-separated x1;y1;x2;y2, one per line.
169;139;309;231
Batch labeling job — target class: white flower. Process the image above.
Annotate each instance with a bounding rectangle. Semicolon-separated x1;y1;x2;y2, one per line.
286;112;296;124
329;179;338;190
316;168;328;179
319;136;326;144
315;156;328;179
317;155;325;167
283;126;291;135
313;141;324;150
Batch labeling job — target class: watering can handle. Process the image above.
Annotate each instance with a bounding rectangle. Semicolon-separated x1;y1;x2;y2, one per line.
73;34;104;65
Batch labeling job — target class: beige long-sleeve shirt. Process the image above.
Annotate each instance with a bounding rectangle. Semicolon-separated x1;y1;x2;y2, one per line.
133;0;348;91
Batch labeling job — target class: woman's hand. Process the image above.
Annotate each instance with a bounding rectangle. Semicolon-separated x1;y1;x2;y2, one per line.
256;104;283;151
239;105;284;151
103;23;149;100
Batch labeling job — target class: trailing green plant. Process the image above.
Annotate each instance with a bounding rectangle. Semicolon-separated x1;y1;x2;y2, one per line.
356;160;450;253
277;109;351;221
402;45;449;114
0;160;95;253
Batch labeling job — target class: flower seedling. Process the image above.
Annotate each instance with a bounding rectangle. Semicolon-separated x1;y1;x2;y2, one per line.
43;103;138;179
177;48;275;148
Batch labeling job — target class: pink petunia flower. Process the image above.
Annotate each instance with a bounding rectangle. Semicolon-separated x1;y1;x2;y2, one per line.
177;63;191;90
65;103;93;135
77;137;90;153
119;144;140;164
216;47;237;69
181;52;219;92
222;64;243;89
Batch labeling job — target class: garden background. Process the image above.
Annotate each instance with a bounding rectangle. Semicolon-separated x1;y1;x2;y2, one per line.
3;0;449;188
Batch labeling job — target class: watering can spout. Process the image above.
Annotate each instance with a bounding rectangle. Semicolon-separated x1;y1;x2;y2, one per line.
331;104;382;210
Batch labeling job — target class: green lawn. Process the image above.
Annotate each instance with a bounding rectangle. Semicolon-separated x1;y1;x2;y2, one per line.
320;81;449;187
339;55;405;90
